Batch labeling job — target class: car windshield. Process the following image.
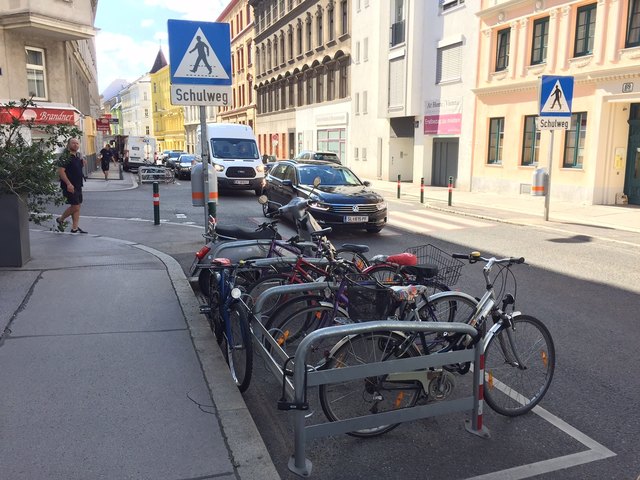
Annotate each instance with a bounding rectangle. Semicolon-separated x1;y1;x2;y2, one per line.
168;152;183;158
179;155;196;163
297;165;362;186
210;139;259;160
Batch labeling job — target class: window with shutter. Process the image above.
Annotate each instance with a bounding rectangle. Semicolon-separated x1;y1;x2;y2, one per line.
436;42;462;84
388;57;405;107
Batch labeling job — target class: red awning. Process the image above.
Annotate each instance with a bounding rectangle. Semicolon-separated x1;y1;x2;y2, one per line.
0;103;80;125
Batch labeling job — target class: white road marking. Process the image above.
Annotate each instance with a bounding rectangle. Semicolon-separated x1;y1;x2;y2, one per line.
176;213;187;218
389;209;489;232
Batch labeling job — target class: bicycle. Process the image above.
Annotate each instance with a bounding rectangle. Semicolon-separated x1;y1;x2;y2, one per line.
318;251;555;436
199;258;253;392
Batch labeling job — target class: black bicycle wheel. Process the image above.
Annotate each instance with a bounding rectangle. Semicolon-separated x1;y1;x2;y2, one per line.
319;332;422;438
415;292;478;354
269;303;348;366
483;314;555;416
226;302;253;392
246;273;292;318
264;294;327;332
363;264;406;285
335;249;370;271
207;270;224;344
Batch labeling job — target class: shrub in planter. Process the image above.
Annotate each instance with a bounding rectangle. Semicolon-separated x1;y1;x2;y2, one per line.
0;98;82;223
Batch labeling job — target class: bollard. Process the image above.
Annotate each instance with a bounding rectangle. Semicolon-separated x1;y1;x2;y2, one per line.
448;176;453;206
118;162;123;180
397;174;401;199
420;177;424;204
153;181;160;225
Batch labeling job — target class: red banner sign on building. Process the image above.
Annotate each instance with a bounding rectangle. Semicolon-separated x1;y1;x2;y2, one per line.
96;117;111;133
0;106;78;125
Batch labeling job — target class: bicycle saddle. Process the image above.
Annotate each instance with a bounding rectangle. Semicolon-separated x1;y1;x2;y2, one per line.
216;225;282;240
339;243;370;254
401;264;439;280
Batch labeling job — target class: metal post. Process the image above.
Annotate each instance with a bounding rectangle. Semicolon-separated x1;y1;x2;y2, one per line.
118;161;123;180
544;130;555;221
420;177;424;204
152;182;160;225
199;106;212;229
448;176;453;206
397;174;401;198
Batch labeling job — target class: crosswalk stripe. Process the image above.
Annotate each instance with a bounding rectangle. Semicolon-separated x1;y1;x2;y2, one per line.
390;210;489;231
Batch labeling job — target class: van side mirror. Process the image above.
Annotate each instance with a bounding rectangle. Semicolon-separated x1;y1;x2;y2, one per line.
363;180;371;186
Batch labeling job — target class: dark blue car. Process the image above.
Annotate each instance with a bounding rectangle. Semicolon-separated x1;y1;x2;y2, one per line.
263;160;387;233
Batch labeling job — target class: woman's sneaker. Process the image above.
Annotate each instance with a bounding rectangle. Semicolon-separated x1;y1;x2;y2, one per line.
70;227;88;234
56;218;66;232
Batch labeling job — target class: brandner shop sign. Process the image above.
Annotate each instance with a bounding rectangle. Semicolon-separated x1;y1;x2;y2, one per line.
0;106;77;125
424;97;462;135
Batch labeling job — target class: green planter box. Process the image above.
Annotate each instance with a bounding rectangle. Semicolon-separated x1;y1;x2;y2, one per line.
0;194;31;267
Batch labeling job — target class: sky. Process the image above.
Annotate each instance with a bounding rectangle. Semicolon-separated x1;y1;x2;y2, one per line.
95;0;228;95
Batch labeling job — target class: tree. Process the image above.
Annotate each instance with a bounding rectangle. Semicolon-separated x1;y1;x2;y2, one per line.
0;98;83;224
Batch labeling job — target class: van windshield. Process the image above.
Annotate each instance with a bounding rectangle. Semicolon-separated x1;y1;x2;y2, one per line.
210;139;259;160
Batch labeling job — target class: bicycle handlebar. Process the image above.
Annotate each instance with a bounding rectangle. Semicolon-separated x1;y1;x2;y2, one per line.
452;252;525;265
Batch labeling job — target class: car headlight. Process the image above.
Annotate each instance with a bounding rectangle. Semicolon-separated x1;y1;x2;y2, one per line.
376;201;387;211
255;165;265;173
213;163;225;172
310;201;330;211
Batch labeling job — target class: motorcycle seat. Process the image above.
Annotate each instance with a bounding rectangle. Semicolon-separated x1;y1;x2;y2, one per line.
216;225;281;240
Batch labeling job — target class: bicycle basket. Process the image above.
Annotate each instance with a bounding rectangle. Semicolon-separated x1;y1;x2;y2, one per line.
346;277;396;321
404;244;463;286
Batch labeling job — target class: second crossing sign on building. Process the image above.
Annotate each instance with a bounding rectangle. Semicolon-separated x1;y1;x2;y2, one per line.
168;19;232;106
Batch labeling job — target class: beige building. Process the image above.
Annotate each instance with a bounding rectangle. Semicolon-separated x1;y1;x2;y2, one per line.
250;0;352;161
474;0;640;206
0;0;100;160
216;0;258;133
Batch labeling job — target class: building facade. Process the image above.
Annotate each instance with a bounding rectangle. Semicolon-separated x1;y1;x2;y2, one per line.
151;62;186;152
216;0;258;132
250;0;352;161
474;0;640;206
121;74;153;137
0;0;100;159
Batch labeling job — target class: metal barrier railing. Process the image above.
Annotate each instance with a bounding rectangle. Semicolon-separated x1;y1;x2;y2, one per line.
138;165;173;184
249;283;490;477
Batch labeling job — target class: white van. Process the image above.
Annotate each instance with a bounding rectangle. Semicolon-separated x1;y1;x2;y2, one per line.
198;123;264;195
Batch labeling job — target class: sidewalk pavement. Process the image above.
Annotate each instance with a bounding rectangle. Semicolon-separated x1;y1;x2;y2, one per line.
0;182;280;479
1;168;638;479
364;178;640;235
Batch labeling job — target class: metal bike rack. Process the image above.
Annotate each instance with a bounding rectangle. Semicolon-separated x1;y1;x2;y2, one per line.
249;283;490;478
138;165;173;183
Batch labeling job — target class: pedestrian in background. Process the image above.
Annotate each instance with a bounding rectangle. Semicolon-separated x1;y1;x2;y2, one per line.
56;137;88;234
99;143;115;180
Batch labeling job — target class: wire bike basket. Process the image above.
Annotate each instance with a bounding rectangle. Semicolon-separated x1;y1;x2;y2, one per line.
404;244;464;286
344;274;396;321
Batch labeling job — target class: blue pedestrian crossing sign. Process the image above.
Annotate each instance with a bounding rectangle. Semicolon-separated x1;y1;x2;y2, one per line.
539;75;574;117
168;20;232;106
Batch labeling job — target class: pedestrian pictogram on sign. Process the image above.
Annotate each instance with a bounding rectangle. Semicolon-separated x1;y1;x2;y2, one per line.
173;28;230;80
539;75;574;117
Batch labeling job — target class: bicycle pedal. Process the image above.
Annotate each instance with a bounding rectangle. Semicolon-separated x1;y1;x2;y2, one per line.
199;305;212;314
277;399;309;411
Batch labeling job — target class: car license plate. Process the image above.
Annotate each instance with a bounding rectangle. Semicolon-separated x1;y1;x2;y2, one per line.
344;215;369;223
234;180;250;185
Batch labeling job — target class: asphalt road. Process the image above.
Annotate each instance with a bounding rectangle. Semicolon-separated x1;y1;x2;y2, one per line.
62;179;640;480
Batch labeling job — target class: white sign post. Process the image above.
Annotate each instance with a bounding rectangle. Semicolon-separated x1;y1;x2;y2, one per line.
538;75;574;221
168;20;231;229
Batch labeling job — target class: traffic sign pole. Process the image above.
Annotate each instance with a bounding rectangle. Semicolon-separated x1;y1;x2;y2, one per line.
544;131;554;221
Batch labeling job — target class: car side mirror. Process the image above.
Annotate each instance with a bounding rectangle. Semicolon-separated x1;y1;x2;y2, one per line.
282;179;293;187
363;180;371;187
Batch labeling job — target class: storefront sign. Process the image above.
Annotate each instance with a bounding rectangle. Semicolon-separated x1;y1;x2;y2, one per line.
0;106;77;125
96;117;111;132
424;97;462;135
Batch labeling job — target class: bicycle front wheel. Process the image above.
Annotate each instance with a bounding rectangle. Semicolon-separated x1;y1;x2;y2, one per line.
484;314;555;416
319;332;422;438
226;302;253;392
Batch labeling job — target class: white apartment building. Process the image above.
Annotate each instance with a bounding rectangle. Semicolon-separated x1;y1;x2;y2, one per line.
349;0;477;187
121;75;153;137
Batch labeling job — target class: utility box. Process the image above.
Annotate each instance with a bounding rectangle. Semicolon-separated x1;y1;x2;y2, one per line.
531;167;547;196
191;162;218;206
